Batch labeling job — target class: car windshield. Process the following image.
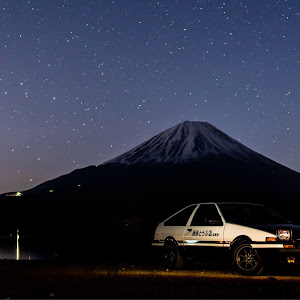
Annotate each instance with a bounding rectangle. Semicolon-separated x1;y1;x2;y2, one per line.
218;204;289;225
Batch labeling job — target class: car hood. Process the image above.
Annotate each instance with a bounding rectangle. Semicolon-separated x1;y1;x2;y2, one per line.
245;224;300;239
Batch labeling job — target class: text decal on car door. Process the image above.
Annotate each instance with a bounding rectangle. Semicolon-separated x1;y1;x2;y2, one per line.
192;230;220;237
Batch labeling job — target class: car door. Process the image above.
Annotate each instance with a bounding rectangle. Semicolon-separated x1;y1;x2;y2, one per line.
183;203;225;261
163;204;198;246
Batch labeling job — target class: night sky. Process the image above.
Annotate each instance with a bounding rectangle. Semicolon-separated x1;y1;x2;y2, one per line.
1;0;299;194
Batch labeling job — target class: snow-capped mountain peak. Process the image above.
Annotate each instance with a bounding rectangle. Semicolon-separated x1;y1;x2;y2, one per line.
104;121;268;165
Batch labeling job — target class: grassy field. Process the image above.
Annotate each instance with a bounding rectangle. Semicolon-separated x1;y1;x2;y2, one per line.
0;259;300;299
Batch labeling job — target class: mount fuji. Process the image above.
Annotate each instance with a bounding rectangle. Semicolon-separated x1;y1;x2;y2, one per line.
105;121;273;166
1;121;300;221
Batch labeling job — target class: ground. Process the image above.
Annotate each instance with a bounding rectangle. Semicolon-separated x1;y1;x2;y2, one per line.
0;259;300;299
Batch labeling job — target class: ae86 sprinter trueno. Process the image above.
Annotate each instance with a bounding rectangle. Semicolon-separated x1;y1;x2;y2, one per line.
152;202;300;275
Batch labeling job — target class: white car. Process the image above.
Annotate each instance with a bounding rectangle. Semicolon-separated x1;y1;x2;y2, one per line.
152;202;300;275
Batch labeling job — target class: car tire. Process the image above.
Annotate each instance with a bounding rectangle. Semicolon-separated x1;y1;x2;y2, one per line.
232;242;264;276
163;241;184;270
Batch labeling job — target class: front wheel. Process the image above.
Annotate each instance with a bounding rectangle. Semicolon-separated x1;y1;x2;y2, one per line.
232;243;264;275
163;241;184;270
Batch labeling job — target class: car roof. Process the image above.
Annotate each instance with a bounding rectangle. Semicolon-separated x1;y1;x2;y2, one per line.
216;202;264;206
194;202;265;206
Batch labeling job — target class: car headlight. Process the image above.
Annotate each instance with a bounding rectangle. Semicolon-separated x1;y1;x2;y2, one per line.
277;229;291;241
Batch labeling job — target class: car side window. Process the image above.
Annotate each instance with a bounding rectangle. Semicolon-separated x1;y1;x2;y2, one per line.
164;205;197;226
190;204;223;226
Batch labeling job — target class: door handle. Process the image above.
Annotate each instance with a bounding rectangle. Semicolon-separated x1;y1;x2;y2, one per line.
187;228;192;232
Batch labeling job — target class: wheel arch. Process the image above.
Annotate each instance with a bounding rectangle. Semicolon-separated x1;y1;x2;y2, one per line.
164;236;178;246
229;235;252;251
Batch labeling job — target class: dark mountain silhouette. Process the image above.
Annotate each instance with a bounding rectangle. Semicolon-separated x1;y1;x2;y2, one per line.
0;121;299;260
13;121;299;205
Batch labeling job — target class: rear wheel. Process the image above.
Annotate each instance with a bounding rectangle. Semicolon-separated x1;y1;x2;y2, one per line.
163;241;184;270
232;242;264;275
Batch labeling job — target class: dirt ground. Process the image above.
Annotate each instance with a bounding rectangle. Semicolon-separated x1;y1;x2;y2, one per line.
0;260;300;299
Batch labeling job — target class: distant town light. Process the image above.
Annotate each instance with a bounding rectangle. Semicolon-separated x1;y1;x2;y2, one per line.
6;192;22;197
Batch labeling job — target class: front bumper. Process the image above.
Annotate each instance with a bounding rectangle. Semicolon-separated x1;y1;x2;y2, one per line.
256;248;300;265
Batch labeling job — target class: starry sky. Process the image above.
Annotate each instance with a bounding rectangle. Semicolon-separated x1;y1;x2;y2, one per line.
1;0;299;194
